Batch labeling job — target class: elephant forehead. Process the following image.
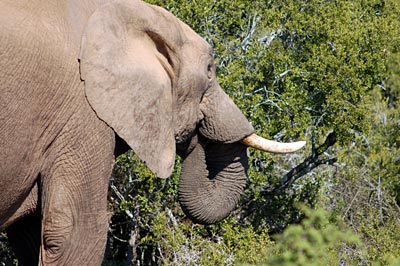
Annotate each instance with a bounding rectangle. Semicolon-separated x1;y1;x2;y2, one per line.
178;18;211;51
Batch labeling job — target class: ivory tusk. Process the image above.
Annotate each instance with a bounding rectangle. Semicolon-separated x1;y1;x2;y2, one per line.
241;133;306;153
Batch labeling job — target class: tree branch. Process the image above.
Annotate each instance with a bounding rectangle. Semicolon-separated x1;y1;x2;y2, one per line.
265;131;337;196
239;131;337;220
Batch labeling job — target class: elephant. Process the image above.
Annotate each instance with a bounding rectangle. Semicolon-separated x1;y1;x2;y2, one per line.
0;0;305;265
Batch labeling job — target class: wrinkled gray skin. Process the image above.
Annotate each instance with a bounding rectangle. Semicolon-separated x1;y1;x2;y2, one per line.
0;0;254;264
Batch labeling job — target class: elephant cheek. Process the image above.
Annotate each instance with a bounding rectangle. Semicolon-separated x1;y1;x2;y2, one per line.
178;139;248;224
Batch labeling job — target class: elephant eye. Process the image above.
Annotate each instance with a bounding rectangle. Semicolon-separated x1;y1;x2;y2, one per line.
207;63;213;80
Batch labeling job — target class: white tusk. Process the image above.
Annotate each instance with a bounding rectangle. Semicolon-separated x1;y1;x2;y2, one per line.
241;133;306;153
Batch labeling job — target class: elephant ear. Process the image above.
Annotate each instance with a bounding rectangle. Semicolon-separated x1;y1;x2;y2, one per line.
79;0;181;178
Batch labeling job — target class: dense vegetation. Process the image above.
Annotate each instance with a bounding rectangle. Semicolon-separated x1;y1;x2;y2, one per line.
1;0;399;265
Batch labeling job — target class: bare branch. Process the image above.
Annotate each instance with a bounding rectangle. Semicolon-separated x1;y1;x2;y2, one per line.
264;131;337;196
240;131;337;220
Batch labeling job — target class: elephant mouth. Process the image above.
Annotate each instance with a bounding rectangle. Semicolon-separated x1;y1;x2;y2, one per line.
175;130;198;158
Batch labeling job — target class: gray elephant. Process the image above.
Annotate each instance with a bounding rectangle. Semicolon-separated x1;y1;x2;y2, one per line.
0;0;305;265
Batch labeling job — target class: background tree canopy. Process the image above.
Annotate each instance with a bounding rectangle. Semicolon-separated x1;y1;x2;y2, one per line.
1;0;399;265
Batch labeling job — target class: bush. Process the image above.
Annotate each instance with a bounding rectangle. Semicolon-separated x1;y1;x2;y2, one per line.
267;206;364;266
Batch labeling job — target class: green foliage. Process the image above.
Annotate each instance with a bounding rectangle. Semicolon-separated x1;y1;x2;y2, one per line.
0;233;17;266
104;152;275;265
267;206;363;266
327;87;400;264
103;151;182;264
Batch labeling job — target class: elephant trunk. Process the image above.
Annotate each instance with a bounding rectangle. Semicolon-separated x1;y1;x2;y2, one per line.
178;84;307;224
178;137;248;224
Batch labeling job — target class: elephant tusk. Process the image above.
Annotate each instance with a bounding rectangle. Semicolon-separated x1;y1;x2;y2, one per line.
241;133;306;153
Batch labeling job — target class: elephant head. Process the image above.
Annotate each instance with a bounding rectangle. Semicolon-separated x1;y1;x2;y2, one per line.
79;0;305;224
